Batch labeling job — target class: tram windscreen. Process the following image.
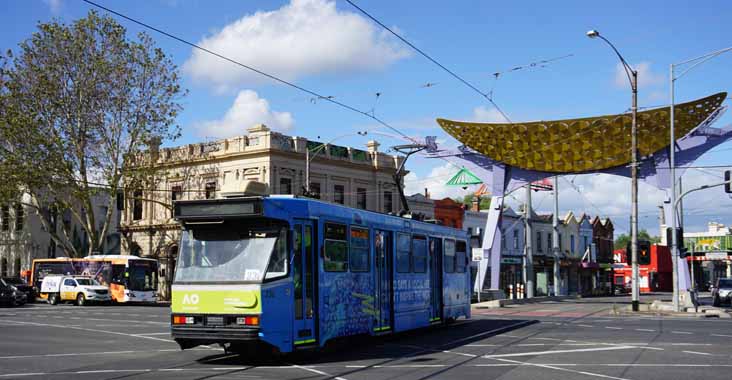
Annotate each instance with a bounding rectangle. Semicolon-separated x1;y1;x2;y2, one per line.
175;222;288;283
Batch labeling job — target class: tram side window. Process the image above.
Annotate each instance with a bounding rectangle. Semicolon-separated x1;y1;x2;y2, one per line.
455;240;467;273
396;233;411;273
412;235;427;273
324;223;348;272
444;239;456;273
350;227;370;272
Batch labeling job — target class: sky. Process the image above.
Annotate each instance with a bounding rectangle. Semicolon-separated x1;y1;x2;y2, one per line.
2;0;732;236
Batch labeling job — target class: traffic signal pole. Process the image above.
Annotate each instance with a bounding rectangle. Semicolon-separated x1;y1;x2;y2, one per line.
671;178;732;308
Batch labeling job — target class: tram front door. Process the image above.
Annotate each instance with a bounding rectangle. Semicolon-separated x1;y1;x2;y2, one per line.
429;237;443;322
293;221;317;346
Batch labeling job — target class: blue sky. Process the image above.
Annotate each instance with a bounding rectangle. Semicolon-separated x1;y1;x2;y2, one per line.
3;0;732;235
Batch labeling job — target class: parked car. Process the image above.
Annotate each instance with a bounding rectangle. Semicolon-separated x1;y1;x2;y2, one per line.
9;286;27;306
0;283;15;307
712;278;732;307
1;277;34;303
40;275;111;306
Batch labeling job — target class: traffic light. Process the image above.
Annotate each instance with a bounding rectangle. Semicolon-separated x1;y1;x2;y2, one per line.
679;247;690;259
638;240;651;265
666;227;684;250
626;240;652;265
725;170;731;194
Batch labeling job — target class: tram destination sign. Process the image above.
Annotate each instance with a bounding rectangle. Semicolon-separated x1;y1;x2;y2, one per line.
175;200;262;218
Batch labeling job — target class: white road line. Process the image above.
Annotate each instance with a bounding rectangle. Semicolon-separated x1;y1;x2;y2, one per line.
441;320;535;347
683;350;714;356
134;332;171;336
577;324;594;328
516;344;546;346
635;328;655;332
672;331;693;335
530;337;561;341
669;343;712;346
443;350;477;358
712;333;732;337
288;363;348;380
0;319;176;344
465;344;498;347
483;345;636;359
473;363;732;368
490;358;632;380
605;326;622;330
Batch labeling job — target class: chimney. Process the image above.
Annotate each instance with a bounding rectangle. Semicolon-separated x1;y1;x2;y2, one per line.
471;196;480;212
366;140;380;153
424;188;429;198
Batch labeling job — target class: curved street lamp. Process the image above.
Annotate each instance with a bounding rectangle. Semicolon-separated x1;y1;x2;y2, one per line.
669;46;732;311
304;130;369;196
587;29;641;311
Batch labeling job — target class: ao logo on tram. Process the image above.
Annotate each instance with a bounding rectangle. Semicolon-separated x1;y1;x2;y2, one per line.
170;194;473;354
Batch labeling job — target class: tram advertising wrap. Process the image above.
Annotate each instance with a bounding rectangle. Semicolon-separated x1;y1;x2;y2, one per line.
171;196;472;355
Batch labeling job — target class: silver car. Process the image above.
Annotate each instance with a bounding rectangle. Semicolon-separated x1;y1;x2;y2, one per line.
712;278;732;307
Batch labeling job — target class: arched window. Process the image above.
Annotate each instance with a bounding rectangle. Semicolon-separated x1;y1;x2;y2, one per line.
130;243;142;257
14;258;21;277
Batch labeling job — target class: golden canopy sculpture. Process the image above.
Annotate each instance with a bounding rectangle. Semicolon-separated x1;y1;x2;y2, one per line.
437;92;726;173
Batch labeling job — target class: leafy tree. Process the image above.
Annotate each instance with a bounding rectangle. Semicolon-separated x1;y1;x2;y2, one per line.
614;229;661;250
0;11;185;257
453;194;491;209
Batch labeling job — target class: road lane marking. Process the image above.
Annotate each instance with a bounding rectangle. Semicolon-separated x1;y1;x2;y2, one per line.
490;358;632;380
465;344;498;347
605;327;622;330
577;324;594;328
635;328;655;332
287;363;348;380
482;345;636;358
683;350;714;356
671;331;692;335
443;350;477;357
135;332;171;336
441;320;536;347
0;319;176;344
712;334;732;337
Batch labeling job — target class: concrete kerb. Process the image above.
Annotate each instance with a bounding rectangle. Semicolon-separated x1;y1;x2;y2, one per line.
614;301;732;318
473;295;578;309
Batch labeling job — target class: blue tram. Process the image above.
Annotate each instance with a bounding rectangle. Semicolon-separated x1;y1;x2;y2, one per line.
170;196;471;353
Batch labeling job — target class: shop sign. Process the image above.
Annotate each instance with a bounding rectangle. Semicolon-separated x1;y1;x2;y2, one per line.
705;251;729;260
501;257;522;265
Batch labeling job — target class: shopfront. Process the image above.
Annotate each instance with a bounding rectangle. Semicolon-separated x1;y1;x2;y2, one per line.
500;256;524;299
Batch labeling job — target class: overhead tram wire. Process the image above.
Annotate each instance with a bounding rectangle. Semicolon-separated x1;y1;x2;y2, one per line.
81;0;413;144
344;0;512;123
82;0;474;180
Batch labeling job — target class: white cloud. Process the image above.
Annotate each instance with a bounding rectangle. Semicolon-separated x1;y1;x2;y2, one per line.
404;163;479;200
195;90;294;138
471;106;510;122
44;0;62;13
614;61;665;89
184;0;410;93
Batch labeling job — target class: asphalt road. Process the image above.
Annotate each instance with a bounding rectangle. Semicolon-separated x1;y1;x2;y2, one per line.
1;295;732;380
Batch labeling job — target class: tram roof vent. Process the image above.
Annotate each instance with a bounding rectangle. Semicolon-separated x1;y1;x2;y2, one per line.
221;180;269;198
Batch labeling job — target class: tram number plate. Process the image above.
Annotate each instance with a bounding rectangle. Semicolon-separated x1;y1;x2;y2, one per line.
207;316;224;326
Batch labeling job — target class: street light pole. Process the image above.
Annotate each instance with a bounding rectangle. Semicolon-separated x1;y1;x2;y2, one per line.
304;131;368;196
587;30;640;311
669;45;732;311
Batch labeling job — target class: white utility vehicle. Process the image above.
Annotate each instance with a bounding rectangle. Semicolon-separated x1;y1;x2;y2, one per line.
40;275;111;306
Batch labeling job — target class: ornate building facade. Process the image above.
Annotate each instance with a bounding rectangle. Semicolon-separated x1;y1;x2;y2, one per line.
120;124;406;300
